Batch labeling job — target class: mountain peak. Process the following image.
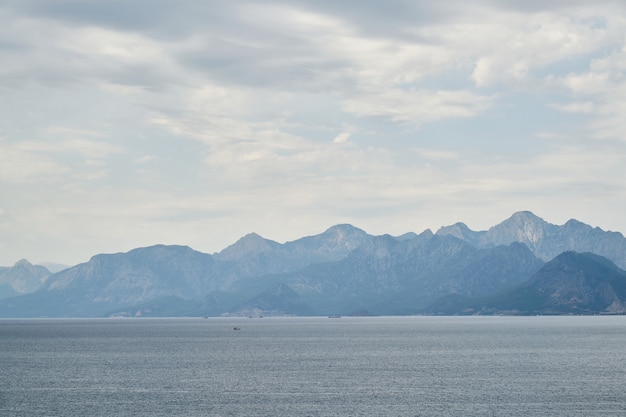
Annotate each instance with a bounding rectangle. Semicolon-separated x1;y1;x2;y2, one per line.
14;259;33;267
0;259;51;297
216;233;280;261
318;224;370;249
436;222;484;246
507;210;545;224
238;232;266;243
437;222;470;232
394;231;419;241
282;224;372;260
565;218;583;226
322;224;366;237
479;211;552;251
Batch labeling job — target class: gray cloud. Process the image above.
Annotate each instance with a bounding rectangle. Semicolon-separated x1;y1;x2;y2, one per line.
10;0;232;36
2;0;626;265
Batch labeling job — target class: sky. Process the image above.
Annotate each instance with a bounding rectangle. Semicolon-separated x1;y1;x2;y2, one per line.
1;0;626;266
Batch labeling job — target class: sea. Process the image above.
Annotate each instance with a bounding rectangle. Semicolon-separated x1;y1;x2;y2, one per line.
1;316;625;416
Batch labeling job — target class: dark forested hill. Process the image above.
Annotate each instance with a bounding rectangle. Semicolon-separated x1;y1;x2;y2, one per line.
426;251;626;315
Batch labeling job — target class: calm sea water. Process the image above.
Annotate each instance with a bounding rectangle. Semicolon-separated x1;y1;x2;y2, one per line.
1;316;625;416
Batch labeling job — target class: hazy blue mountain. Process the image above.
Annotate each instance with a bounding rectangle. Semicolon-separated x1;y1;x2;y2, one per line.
43;245;219;300
101;226;372;318
436;222;485;246
476;211;555;252
427;252;626;315
37;262;71;273
257;232;544;315
394;232;420;241
212;224;374;283
0;259;50;299
2;212;626;317
0;245;220;317
437;211;626;269
0;225;373;317
230;283;316;317
216;224;371;263
523;252;626;314
282;224;373;260
215;233;282;261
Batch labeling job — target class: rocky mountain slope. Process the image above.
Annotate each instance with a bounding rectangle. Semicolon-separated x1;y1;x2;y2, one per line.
427;252;626;315
437;211;626;269
262;233;544;315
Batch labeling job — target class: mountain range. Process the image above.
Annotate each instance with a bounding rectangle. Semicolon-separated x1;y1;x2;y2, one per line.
1;211;626;317
436;211;626;269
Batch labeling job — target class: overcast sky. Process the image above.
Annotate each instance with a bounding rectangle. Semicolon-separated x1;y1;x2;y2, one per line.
2;0;626;266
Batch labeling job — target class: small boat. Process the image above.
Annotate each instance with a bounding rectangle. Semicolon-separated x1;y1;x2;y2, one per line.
233;327;241;331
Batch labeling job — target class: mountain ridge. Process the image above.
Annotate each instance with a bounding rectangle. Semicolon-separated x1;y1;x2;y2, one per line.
437;210;626;269
2;211;626;317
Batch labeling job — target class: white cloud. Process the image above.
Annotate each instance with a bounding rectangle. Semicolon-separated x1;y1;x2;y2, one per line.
342;88;493;126
468;7;620;87
333;132;351;144
2;0;626;264
553;35;626;140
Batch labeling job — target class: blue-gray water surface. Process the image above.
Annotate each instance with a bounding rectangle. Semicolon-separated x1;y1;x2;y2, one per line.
1;316;625;416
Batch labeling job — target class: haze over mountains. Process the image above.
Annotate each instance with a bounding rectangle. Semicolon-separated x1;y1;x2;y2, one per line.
1;211;626;317
0;259;51;299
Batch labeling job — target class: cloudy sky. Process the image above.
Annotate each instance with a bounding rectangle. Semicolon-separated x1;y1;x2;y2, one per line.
2;0;626;266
